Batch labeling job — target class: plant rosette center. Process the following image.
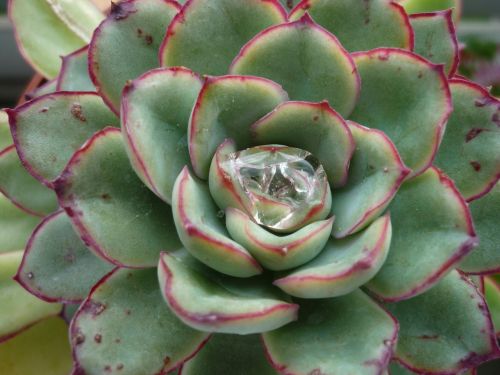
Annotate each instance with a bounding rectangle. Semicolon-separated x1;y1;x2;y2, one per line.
211;144;331;233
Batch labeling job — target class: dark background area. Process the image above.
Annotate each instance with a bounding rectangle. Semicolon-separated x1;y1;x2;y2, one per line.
0;1;499;374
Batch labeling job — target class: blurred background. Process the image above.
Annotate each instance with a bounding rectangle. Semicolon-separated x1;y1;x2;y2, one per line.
0;0;499;374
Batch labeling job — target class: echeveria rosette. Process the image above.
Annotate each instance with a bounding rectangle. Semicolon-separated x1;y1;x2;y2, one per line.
3;0;500;374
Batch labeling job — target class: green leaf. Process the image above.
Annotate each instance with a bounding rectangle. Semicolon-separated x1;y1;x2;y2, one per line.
350;48;452;177
55;127;181;268
172;167;262;277
16;211;113;303
9;0;87;78
57;46;95;92
188;75;288;180
0;110;13;150
434;78;500;201
0;251;61;341
0;193;40;254
0;145;57;217
289;0;414;52
274;215;391;298
410;10;459;76
27;79;58;100
71;268;209;374
122;67;203;203
460;182;500;274
387;270;500;373
89;0;180;112
367;167;477;301
10;92;119;185
230;14;360;118
160;0;286;75
182;334;277;374
262;290;398;375
0;317;72;375
251;101;354;188
332;121;410;238
226;208;333;271
399;0;461;22
485;277;500;337
158;251;298;334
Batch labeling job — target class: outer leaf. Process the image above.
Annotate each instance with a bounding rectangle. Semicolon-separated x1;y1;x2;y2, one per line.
367;167;477;301
89;0;180;113
16;211;113;303
289;0;414;52
350;48;452;177
158;252;299;334
0;193;40;254
8;0;86;78
55;127;181;268
460;182;500;274
434;79;500;201
9;92;119;185
160;0;286;75
262;290;398;375
172;167;262;277
387;271;500;373
0;110;12;150
122;67;203;203
484;277;500;337
226;208;333;271
410;10;459;77
0;317;72;375
332;122;410;238
0;145;57;217
45;0;104;41
274;215;391;299
0;251;61;342
182;334;277;374
230;14;360;118
251;101;354;188
399;0;461;22
25;79;58;100
71;268;209;375
188;75;288;179
56;46;95;92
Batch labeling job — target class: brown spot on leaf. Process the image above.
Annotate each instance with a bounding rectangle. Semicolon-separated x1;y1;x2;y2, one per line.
74;333;85;345
94;334;102;343
475;98;488;107
101;193;112;200
418;71;424;79
117;364;124;371
104;365;112;372
313;115;319;121
492;112;500;127
418;334;439;340
286;0;294;10
110;1;138;21
39;107;49;113
125;309;132;315
71;104;86;122
465;128;486;142
470;161;481;172
144;34;153;45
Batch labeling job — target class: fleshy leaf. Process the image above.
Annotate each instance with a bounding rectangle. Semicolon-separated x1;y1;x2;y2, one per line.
172;167;262;277
230;14;360;118
0;110;12;150
434;79;500;201
350;48;452;177
89;0;180;113
0;251;61;342
71;268;209;374
289;0;414;52
56;46;95;91
122;67;203;203
9;92;119;185
0;317;72;375
188;75;288;180
332;122;410;238
55;127;181;268
182;334;277;374
159;0;286;75
16;211;113;303
274;215;391;298
460;182;500;274
399;0;461;22
26;79;58;100
45;0;104;41
0;193;40;254
410;10;459;77
485;277;500;336
226;208;333;271
251;101;354;188
0;145;57;216
158;251;299;334
262;290;398;375
367;167;477;301
387;270;500;373
8;0;86;78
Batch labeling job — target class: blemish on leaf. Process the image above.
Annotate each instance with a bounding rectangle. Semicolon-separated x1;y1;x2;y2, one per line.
110;1;137;21
115;338;121;343
104;365;112;372
470;161;481;172
125;309;132;315
74;333;85;345
465;128;486;142
27;272;34;279
144;35;154;45
475;98;488;107
101;193;112;200
309;369;326;375
85;300;106;316
492;112;500;127
313;115;319;121
71;104;87;122
377;53;389;61
94;334;102;343
418;71;423;79
39;107;49;113
117;364;124;371
418;334;439;340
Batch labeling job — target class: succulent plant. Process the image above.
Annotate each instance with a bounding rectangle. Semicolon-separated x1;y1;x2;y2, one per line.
2;0;500;374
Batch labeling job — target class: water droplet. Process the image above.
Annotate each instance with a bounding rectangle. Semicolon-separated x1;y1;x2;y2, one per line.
27;272;34;279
